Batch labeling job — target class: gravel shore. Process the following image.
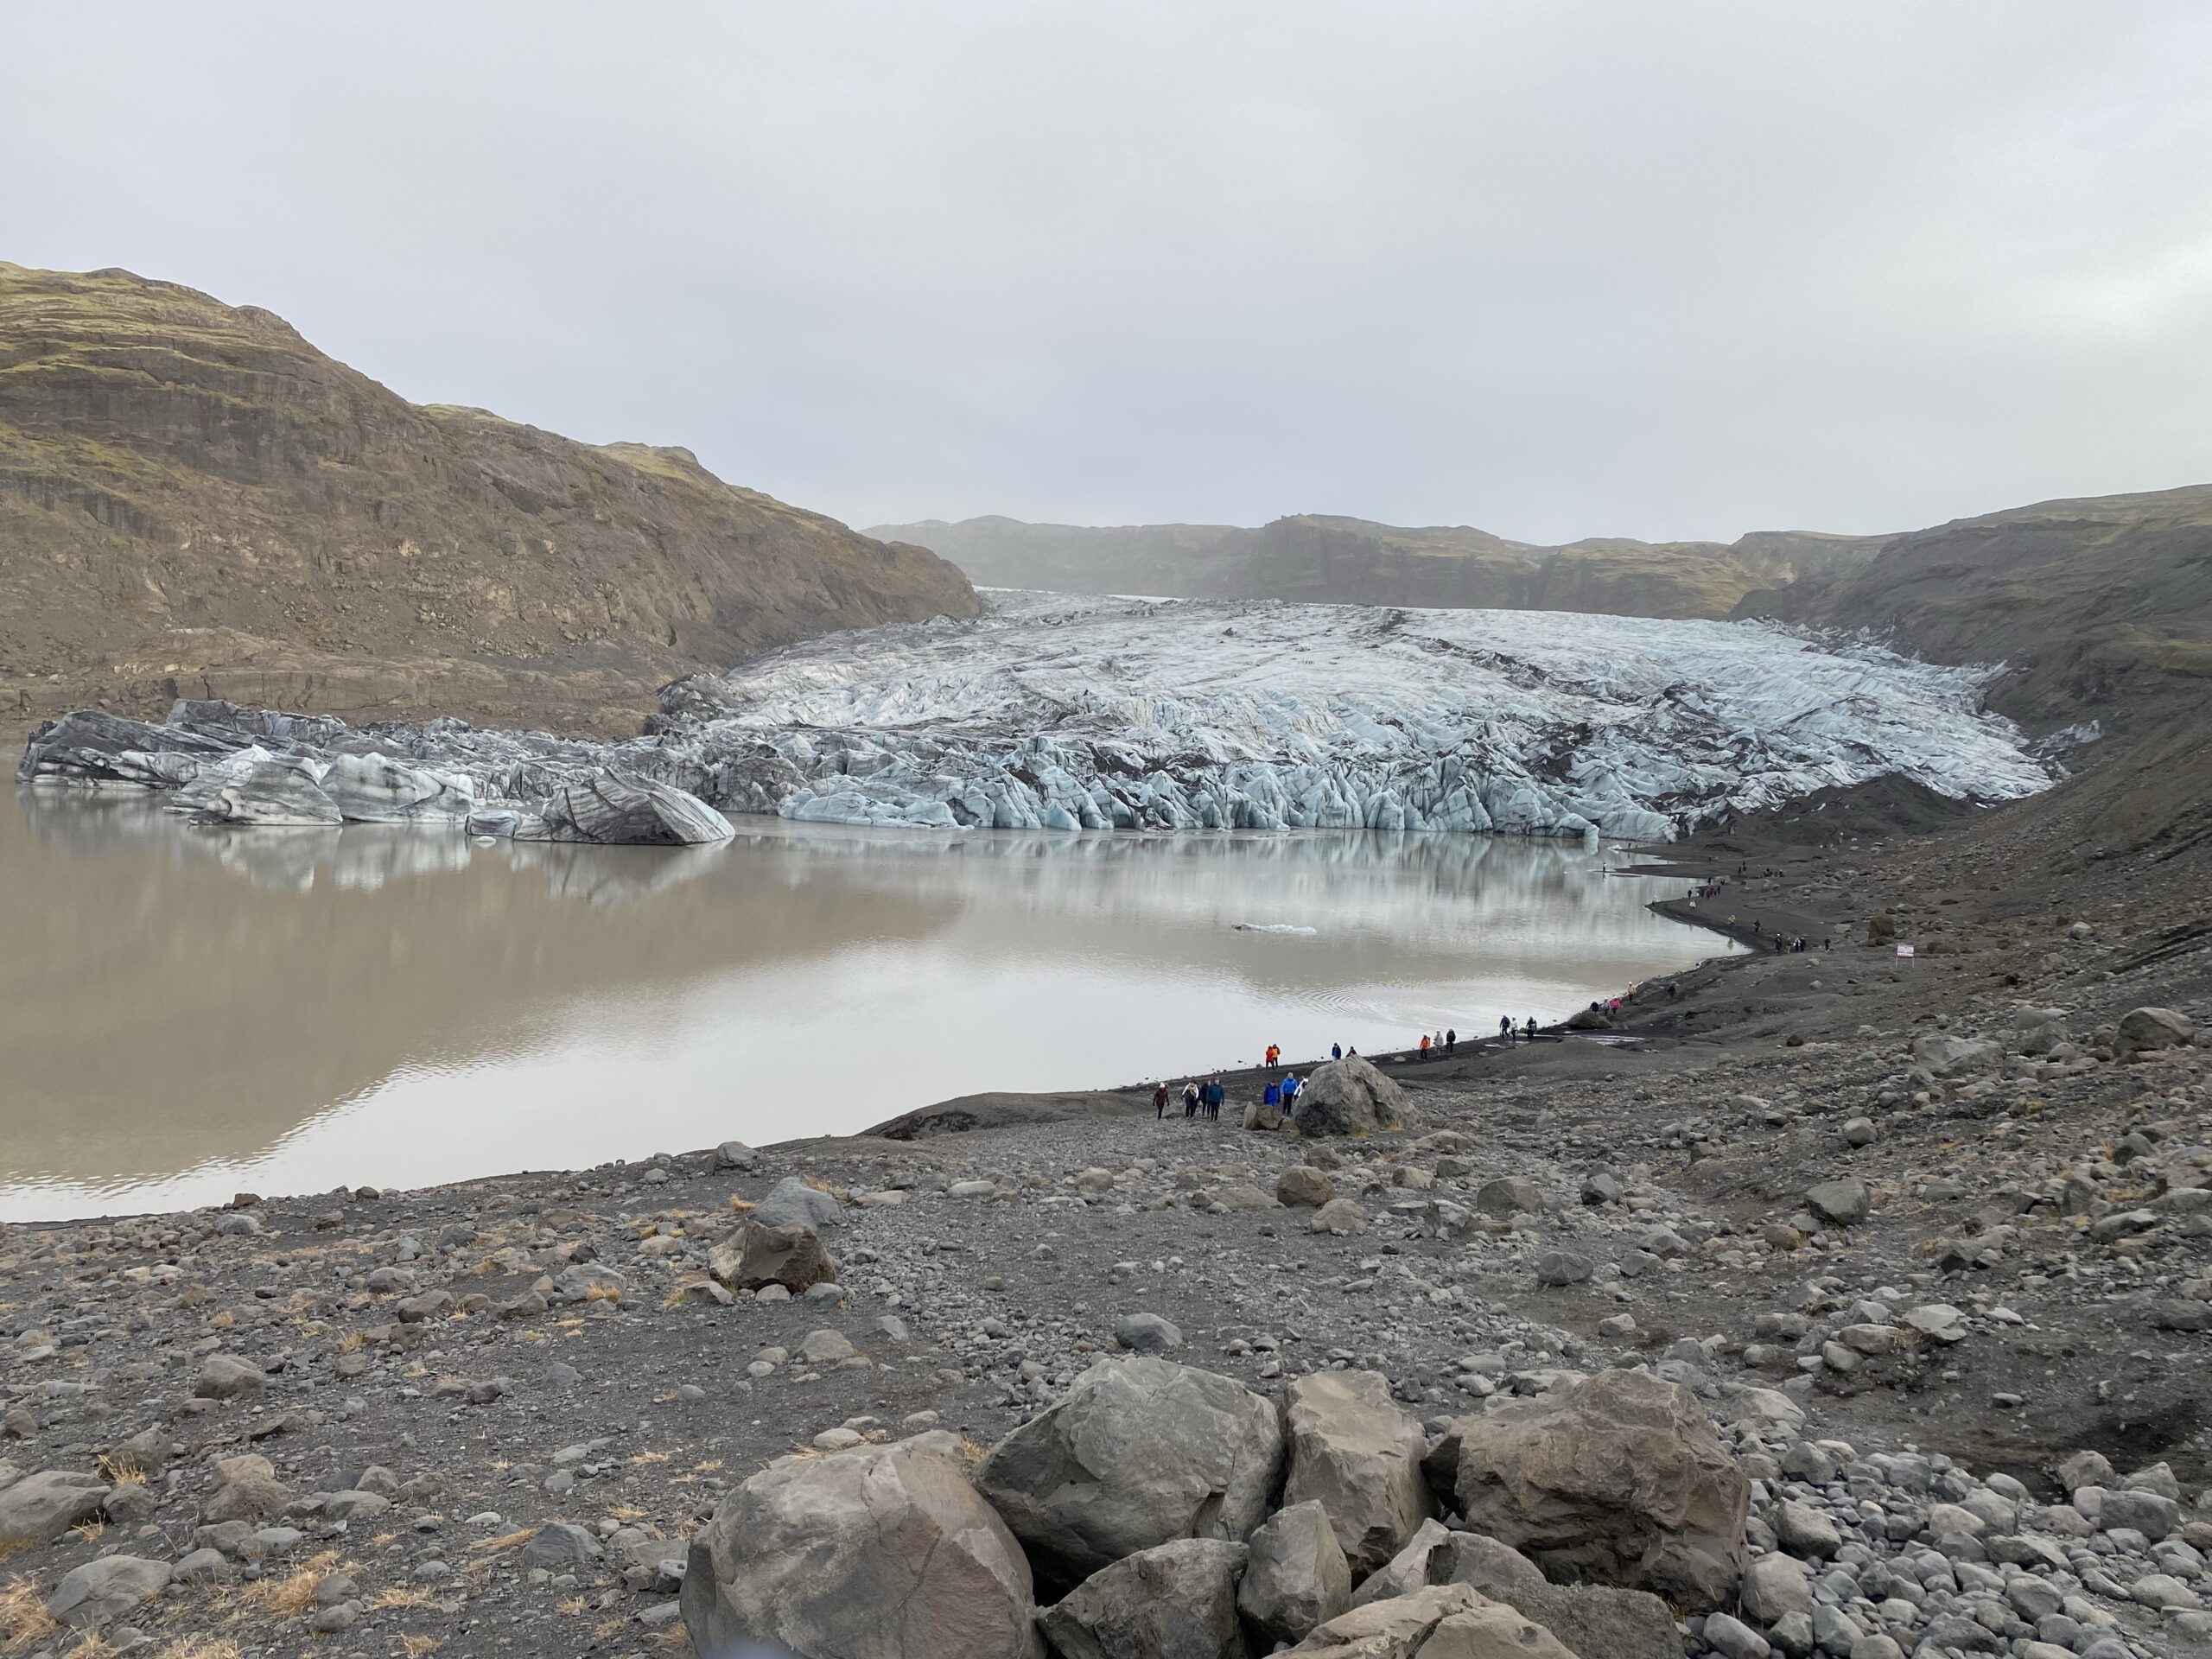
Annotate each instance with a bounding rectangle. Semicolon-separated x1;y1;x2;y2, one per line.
3;770;2209;1659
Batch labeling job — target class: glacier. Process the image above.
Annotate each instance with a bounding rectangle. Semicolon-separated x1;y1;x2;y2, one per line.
652;591;2051;841
18;591;2054;844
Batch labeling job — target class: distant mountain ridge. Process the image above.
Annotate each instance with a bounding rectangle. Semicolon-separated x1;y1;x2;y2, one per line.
868;512;1885;621
0;262;977;732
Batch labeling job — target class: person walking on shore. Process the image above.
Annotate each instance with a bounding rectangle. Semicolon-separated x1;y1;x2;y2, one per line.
1524;1015;1537;1040
1281;1071;1300;1107
1262;1078;1281;1114
1499;1014;1512;1044
1419;1033;1431;1057
1445;1027;1456;1056
1153;1081;1169;1119
1183;1080;1200;1119
1331;1042;1342;1061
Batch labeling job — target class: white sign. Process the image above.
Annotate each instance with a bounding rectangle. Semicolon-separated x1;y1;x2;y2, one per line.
1896;944;1916;957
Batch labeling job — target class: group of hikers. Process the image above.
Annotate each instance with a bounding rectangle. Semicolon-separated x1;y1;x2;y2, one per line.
1155;1071;1305;1120
1153;1014;1568;1122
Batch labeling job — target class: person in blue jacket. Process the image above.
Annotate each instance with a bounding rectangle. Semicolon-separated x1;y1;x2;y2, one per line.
1330;1042;1343;1060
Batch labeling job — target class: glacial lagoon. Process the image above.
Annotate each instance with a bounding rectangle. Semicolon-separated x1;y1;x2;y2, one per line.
1;790;1739;1219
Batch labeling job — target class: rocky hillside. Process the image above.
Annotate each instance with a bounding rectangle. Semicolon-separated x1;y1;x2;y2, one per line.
0;263;977;732
1739;483;2212;735
870;512;1881;622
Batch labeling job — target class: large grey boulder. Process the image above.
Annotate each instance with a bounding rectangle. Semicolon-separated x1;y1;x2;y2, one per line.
974;1357;1283;1589
1422;1367;1749;1612
1909;1033;2001;1077
1287;1584;1579;1659
1739;1553;1811;1623
682;1432;1041;1659
175;753;343;826
1802;1179;1871;1228
201;1452;295;1524
1037;1537;1247;1659
320;753;475;823
1239;1500;1352;1645
529;771;734;846
1353;1521;1680;1659
1474;1177;1542;1218
1281;1370;1433;1574
708;1219;838;1292
48;1556;171;1629
1278;1166;1337;1207
2117;1007;2196;1058
194;1352;266;1399
754;1175;847;1230
0;1469;110;1544
1290;1058;1405;1137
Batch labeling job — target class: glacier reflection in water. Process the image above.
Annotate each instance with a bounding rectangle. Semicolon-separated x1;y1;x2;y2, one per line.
3;789;1738;1219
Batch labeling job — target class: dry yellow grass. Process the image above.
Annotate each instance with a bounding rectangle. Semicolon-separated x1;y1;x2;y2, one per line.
469;1528;538;1554
397;1637;442;1659
626;1451;669;1466
726;1197;756;1213
96;1454;146;1486
363;1586;436;1611
1;1574;60;1653
243;1550;339;1618
154;1641;242;1659
336;1330;369;1354
556;1596;587;1617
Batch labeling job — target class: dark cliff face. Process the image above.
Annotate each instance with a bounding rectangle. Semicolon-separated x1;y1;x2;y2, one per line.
0;262;977;732
870;512;1885;622
1738;485;2212;734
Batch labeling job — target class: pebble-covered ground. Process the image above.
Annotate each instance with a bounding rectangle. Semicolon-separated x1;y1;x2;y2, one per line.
3;772;2209;1659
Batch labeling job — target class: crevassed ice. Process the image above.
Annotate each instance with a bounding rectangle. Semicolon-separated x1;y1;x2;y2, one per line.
673;591;2050;841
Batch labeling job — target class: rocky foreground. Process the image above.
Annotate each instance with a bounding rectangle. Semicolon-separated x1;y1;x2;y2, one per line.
3;755;2211;1659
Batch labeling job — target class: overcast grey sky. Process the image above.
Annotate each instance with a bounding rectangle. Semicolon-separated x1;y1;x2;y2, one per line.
6;3;2210;543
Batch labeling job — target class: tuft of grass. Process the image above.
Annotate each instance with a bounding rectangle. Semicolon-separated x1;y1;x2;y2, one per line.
469;1528;538;1554
555;1596;587;1617
96;1454;146;1486
726;1197;755;1213
151;1640;243;1659
336;1330;369;1354
2;1575;60;1653
244;1550;339;1618
363;1586;436;1611
397;1637;442;1659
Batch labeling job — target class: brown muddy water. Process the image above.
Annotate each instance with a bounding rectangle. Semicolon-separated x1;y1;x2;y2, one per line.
1;789;1738;1219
